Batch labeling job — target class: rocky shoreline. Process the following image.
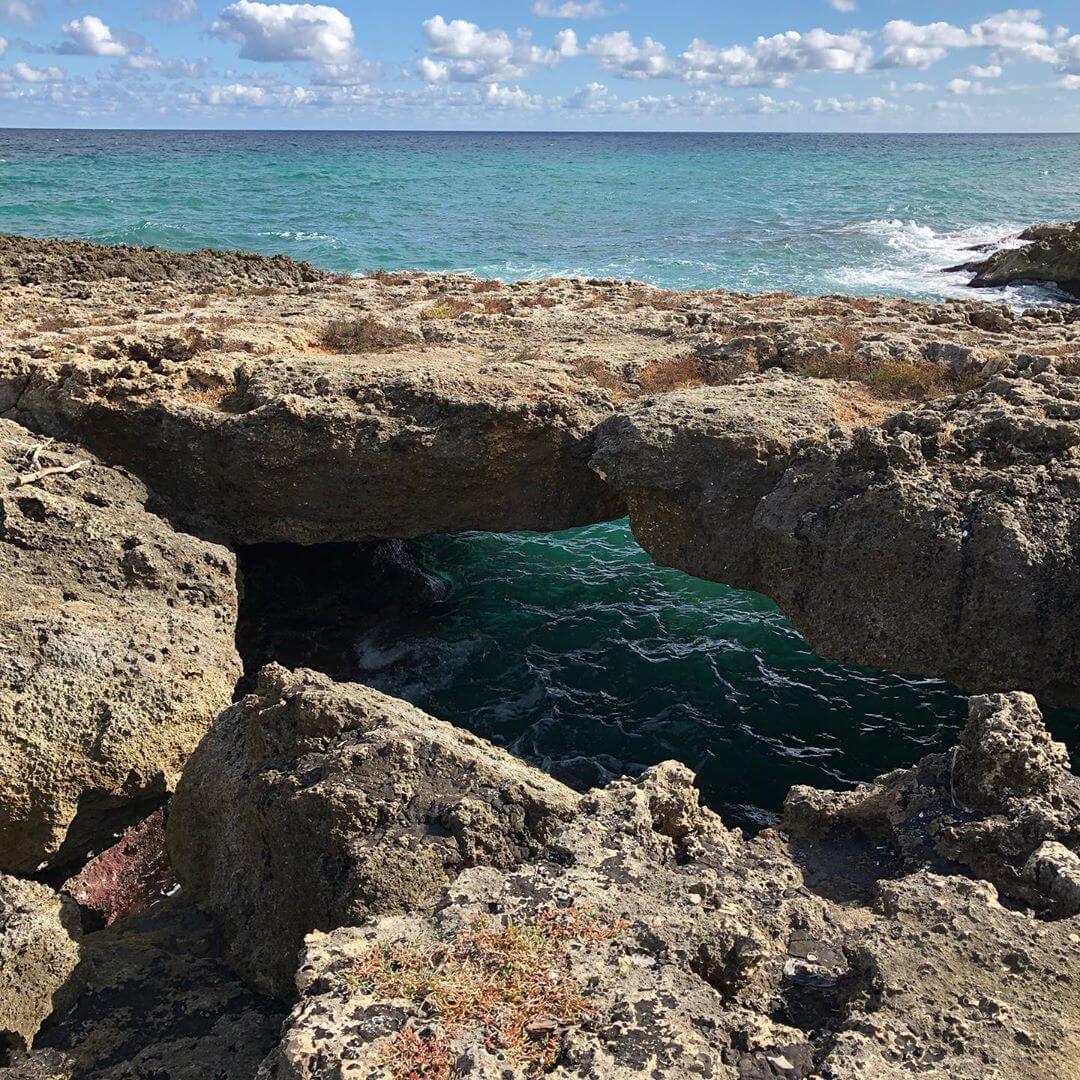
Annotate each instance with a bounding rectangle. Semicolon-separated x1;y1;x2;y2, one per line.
0;234;1078;1078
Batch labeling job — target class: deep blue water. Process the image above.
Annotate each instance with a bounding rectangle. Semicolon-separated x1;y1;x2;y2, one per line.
3;128;1077;820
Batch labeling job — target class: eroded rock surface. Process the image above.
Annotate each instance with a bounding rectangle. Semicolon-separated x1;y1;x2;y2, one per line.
0;420;240;873
4;236;1078;545
260;755;1080;1080
167;665;579;997
755;366;1080;700
0;877;80;1057
784;692;1080;914
958;221;1080;298
24;899;283;1079
590;372;888;588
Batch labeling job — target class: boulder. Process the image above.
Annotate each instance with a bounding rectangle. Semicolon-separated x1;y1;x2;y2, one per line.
590;373;884;589
0;877;80;1056
167;666;579;997
755;368;1080;701
0;420;240;872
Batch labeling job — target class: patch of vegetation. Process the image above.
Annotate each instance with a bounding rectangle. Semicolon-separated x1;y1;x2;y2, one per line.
320;315;420;352
421;298;474;320
351;907;622;1080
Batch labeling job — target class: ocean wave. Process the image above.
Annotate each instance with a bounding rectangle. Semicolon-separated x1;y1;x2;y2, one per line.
826;218;1061;306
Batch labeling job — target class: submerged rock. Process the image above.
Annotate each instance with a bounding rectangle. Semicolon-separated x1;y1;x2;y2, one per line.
0;877;80;1057
167;665;579;997
0;420;240;873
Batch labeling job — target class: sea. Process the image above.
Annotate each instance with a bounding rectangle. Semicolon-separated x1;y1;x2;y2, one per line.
3;128;1077;824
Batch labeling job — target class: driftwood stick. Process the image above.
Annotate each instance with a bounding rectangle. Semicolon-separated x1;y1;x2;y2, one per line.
13;460;90;487
22;438;54;472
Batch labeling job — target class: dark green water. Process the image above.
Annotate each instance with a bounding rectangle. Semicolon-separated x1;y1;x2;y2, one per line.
354;521;996;828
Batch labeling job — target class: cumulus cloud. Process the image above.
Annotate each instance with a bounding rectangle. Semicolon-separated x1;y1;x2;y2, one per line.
149;0;198;23
587;31;672;78
11;61;63;80
814;94;896;113
532;0;608;16
680;28;872;84
481;82;541;108
968;62;1003;77
1058;73;1080;89
417;16;576;83
828;0;856;11
212;1;355;64
57;16;129;57
876;20;969;69
201;80;315;105
970;8;1054;61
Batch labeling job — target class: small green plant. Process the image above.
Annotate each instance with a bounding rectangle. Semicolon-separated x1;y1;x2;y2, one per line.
421;298;473;321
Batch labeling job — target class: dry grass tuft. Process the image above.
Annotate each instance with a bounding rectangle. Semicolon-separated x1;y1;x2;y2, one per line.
481;296;513;315
368;269;416;286
352;907;622;1080
470;279;502;293
320;315;420;352
421;298;474;320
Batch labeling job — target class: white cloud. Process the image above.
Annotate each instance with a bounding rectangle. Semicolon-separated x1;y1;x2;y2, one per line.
1058;73;1080;89
212;2;354;64
681;27;871;84
149;0;198;23
829;0;856;11
814;94;896;113
564;79;610;108
947;77;973;94
970;8;1054;61
481;82;541;108
0;0;41;25
1055;34;1080;73
417;16;576;83
0;37;6;58
743;92;803;114
532;0;608;16
876;20;970;69
58;16;129;57
202;80;316;105
12;61;63;81
587;30;673;78
968;62;1003;77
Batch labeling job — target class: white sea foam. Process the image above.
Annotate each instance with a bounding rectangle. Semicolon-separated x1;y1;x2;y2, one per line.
825;218;1060;307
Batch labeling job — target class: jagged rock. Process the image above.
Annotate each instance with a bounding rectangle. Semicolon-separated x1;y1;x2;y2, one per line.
783;692;1080;913
590;373;887;588
958;222;1080;298
0;877;80;1056
167;665;579;997
30;899;283;1079
754;369;1080;701
0;235;324;288
0;420;240;873
257;763;835;1080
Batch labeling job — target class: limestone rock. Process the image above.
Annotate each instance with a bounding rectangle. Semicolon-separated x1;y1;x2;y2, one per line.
0;420;240;872
590;373;885;588
31;899;283;1079
258;763;833;1080
0;876;80;1056
755;368;1080;701
167;665;580;997
783;692;1080;913
961;221;1080;298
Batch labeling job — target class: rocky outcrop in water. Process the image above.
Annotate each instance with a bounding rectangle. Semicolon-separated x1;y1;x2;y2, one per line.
0;877;80;1057
167;665;579;997
0;420;240;873
954;221;1080;299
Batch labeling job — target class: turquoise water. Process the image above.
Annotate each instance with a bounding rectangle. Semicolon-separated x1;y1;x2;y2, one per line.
3;129;1078;818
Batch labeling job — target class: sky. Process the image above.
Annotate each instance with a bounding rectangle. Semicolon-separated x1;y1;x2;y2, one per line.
1;2;1079;129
